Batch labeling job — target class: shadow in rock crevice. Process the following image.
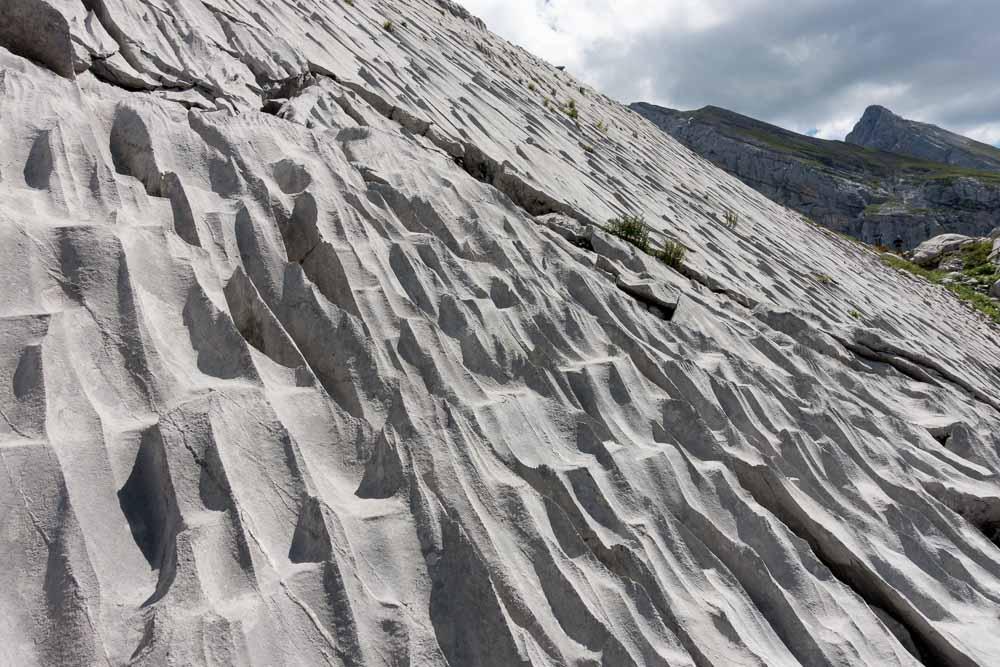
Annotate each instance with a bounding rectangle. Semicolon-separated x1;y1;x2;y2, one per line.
117;425;184;606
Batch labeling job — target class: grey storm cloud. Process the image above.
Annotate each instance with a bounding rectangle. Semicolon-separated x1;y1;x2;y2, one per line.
470;0;1000;142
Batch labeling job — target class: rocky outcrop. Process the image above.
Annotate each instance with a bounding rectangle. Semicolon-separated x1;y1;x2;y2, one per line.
847;105;1000;172
912;234;977;267
632;102;1000;249
3;1;1000;666
901;235;1000;303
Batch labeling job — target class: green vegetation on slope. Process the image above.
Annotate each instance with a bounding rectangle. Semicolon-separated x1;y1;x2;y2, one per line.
881;242;1000;324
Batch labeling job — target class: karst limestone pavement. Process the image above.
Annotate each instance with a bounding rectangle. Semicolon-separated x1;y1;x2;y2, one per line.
2;0;1000;665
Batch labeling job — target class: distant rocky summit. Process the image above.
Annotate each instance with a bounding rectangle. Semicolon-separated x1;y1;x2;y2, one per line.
632;102;1000;249
847;105;1000;172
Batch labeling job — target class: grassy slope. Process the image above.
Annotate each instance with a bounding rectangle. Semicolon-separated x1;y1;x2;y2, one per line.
881;242;1000;324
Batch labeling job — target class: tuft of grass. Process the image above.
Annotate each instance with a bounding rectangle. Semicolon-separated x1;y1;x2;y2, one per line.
849;309;863;320
607;214;650;252
564;98;579;120
722;210;739;230
595;120;607;133
659;240;686;269
814;273;834;285
528;82;536;92
881;254;941;280
383;19;394;32
959;240;996;268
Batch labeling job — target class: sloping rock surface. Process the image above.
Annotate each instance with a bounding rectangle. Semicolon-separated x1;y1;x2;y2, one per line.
2;1;1000;666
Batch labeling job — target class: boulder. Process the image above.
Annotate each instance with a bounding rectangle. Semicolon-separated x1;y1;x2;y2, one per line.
911;234;975;267
990;238;1000;265
991;279;1000;299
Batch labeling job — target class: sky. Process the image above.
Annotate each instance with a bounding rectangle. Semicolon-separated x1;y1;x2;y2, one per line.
459;0;1000;145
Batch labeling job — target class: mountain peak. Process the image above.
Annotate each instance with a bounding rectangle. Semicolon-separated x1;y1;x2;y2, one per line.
847;105;1000;170
861;104;896;118
633;100;1000;249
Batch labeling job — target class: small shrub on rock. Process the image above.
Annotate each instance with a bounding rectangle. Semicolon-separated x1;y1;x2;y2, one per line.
659;240;686;269
608;214;650;252
723;210;739;229
564;98;579;120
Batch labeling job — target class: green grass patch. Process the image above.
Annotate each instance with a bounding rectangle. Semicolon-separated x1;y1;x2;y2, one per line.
607;215;650;252
947;284;1000;323
881;252;1000;324
605;215;688;271
658;240;686;269
959;240;996;268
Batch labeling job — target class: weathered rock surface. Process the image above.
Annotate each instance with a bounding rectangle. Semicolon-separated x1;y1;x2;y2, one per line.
2;2;1000;666
847;105;1000;172
912;234;977;267
632;103;1000;249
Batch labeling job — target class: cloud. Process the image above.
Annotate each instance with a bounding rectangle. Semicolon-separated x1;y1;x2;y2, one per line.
460;0;1000;142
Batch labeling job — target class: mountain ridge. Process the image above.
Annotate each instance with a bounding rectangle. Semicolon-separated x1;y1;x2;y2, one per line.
847;105;1000;171
631;101;1000;248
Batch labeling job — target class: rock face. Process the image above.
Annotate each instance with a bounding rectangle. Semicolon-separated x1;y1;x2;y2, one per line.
2;2;1000;666
847;105;1000;172
632;102;1000;249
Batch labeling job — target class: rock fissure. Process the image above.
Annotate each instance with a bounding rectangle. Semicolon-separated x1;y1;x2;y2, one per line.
513;462;714;667
836;333;1000;415
678;263;757;308
736;463;979;667
922;483;1000;552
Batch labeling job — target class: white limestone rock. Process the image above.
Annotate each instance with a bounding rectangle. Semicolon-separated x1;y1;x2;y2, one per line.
1;1;1000;666
911;233;976;266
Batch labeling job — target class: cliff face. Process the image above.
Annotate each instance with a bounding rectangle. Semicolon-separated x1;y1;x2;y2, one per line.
632;102;1000;249
3;2;1000;666
847;105;1000;172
